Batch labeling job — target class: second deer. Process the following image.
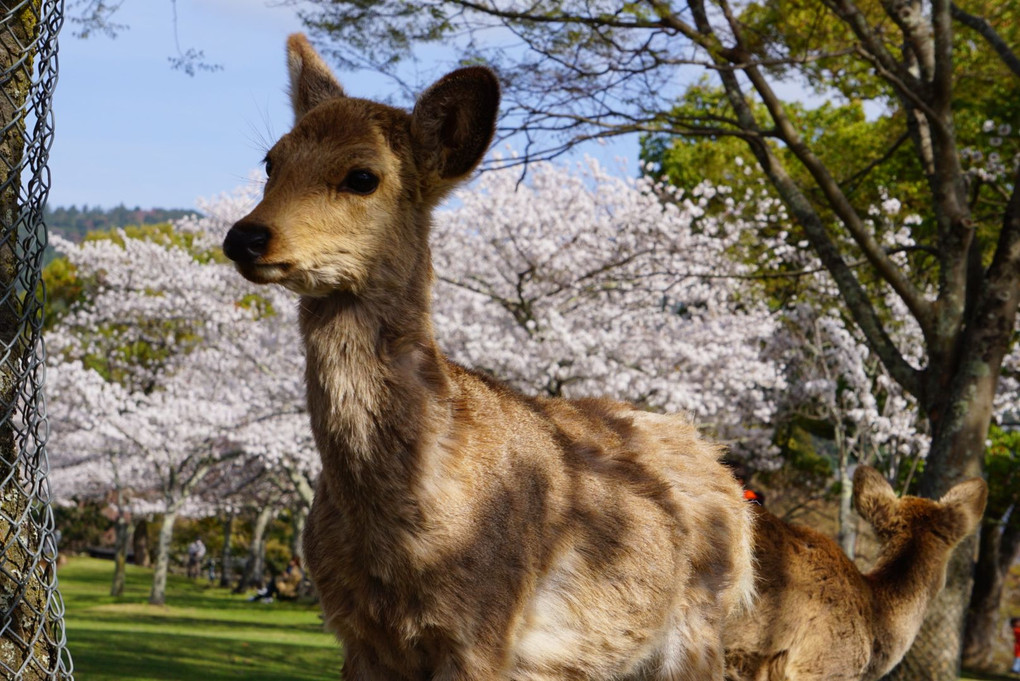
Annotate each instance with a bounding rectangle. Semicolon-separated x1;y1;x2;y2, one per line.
724;465;987;681
223;34;754;680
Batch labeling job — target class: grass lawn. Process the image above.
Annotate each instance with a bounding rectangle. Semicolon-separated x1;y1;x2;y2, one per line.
60;556;342;680
59;555;1002;680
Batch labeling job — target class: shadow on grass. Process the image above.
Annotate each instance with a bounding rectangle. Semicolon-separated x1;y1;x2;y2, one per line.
69;628;340;681
61;557;342;680
61;557;316;615
71;610;329;637
62;567;290;613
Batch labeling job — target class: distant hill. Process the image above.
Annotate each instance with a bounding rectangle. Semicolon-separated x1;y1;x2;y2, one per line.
44;204;200;242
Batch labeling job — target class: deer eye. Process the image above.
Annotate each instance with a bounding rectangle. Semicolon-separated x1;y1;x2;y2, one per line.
341;169;379;195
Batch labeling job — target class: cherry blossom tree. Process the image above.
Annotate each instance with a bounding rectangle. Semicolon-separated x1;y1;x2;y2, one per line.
49;156;1007;622
771;302;929;553
45;185;319;604
432;157;787;459
46;361;151;595
294;2;1020;671
44;159;791;608
744;193;932;551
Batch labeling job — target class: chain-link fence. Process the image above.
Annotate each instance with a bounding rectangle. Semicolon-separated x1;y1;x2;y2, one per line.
1;0;72;678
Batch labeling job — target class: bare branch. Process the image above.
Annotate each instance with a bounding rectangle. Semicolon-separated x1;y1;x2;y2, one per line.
713;5;935;334
826;0;922;93
447;0;665;30
67;0;127;39
931;0;954;122
880;0;935;83
167;0;222;76
839;131;910;196
851;45;944;126
687;0;924;400
951;3;1020;79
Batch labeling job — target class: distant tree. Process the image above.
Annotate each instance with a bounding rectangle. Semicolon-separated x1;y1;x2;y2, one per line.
772;301;929;556
43;205;198;242
45;186;318;605
430;158;787;459
44;214;278;605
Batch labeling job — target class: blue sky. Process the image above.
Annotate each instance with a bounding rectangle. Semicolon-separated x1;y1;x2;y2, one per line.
49;0;642;211
51;0;302;209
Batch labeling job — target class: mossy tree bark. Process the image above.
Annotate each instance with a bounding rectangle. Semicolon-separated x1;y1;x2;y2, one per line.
0;1;60;677
148;509;179;606
132;516;151;568
109;490;133;597
962;500;1020;669
235;504;275;593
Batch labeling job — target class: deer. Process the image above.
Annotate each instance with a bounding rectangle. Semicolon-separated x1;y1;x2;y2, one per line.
723;465;987;681
221;34;755;680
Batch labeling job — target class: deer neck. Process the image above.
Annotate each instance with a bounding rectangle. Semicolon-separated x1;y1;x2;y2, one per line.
297;260;449;504
864;535;949;675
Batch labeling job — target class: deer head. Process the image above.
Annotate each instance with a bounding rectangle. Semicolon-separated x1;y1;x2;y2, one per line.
853;465;987;597
222;34;500;298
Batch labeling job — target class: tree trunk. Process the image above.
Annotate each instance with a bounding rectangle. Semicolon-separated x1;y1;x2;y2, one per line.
962;510;1020;670
249;505;274;587
219;510;235;588
0;2;62;677
885;360;999;680
110;514;134;597
235;505;274;592
291;504;308;564
132;517;151;567
837;450;856;557
148;510;179;606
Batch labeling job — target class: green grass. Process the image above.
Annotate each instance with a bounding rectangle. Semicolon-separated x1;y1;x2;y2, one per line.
60;556;342;680
59;556;999;680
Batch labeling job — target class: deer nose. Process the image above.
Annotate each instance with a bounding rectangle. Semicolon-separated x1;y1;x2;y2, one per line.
223;222;271;263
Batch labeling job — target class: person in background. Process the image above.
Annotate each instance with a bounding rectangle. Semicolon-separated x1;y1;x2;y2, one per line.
206;557;217;584
186;538;206;579
249;556;304;603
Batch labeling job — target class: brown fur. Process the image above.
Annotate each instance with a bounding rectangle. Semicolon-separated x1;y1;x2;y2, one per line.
223;34;754;680
724;465;987;681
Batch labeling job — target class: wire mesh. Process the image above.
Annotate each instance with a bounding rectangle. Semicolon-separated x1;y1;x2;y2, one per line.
0;0;72;678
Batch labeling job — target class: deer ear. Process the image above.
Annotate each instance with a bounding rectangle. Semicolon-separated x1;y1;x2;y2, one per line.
411;66;499;190
937;478;988;542
853;466;899;535
287;33;345;120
